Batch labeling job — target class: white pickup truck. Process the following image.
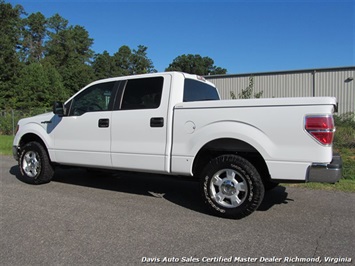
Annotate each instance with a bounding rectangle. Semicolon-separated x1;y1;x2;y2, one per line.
13;72;342;219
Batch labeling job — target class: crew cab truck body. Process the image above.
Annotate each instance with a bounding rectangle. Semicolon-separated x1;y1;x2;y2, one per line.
13;72;342;219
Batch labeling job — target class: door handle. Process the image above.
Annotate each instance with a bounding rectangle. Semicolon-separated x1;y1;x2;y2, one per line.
98;118;109;128
150;117;164;127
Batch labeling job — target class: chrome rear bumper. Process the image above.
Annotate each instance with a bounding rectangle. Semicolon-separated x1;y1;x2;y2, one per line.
307;153;342;183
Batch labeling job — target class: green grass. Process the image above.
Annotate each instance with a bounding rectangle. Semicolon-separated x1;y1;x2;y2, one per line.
284;179;355;193
1;134;354;191
335;147;355;180
282;147;355;192
0;135;14;156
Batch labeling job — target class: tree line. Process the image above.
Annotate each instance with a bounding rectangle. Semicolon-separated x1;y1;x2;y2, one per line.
0;0;227;110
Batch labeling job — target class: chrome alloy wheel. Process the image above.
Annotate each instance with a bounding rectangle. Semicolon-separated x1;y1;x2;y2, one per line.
209;169;248;208
22;151;41;178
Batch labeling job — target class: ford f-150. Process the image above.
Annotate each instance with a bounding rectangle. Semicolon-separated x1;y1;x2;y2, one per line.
13;72;342;218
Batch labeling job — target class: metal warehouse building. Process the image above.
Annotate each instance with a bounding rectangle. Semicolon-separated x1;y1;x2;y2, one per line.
205;66;355;115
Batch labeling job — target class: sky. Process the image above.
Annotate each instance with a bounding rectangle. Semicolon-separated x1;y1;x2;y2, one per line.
8;0;355;74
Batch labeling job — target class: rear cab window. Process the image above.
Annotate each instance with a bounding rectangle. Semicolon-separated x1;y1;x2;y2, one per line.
183;78;220;102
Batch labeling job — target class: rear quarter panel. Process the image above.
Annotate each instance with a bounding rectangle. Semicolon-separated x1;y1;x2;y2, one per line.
171;102;334;180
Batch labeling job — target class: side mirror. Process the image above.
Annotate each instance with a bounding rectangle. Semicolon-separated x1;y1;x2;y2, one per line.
53;101;65;116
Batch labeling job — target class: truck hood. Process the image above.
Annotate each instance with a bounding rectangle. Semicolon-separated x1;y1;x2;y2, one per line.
175;97;337;110
18;112;54;126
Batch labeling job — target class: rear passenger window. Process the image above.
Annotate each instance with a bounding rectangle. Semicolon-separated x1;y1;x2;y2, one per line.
184;78;220;102
121;77;163;110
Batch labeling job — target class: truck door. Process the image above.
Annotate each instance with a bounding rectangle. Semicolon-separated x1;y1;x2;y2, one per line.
110;75;171;173
53;81;118;167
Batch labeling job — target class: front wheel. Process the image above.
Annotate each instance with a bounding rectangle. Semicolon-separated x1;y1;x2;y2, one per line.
19;141;54;184
200;155;265;219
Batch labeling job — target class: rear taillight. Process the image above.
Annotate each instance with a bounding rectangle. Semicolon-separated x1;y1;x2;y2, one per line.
305;116;335;145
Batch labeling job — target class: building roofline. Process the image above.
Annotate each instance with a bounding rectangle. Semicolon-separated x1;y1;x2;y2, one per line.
205;66;355;79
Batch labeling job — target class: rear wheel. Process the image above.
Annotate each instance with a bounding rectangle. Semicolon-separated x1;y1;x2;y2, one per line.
19;141;54;184
200;155;264;219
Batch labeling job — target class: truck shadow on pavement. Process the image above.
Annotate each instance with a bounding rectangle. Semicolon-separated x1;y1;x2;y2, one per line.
10;165;292;217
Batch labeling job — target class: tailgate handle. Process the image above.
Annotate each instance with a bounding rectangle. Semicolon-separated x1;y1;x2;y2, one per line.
98;118;109;128
150;117;164;127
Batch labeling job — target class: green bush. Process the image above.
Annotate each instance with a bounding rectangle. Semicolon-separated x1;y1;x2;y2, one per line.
333;113;355;180
334;113;355;148
0;108;49;135
0;114;14;135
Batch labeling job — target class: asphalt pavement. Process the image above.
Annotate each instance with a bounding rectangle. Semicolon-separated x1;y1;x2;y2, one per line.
1;155;354;265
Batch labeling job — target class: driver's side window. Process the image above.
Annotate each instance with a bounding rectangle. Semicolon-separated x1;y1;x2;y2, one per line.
69;81;116;116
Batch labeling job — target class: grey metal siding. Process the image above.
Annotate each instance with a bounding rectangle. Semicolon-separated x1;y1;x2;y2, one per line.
206;67;355;115
254;73;313;98
315;69;355;115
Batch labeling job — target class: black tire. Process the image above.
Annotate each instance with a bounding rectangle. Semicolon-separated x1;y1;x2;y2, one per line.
19;141;54;184
200;155;265;219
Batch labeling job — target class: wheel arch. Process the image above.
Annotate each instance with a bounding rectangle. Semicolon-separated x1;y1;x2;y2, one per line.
18;133;52;162
192;138;271;183
19;133;46;148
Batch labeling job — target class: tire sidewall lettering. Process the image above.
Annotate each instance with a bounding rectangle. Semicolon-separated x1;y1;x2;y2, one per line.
200;155;264;219
231;163;254;202
20;144;42;179
18;141;53;184
203;175;226;213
